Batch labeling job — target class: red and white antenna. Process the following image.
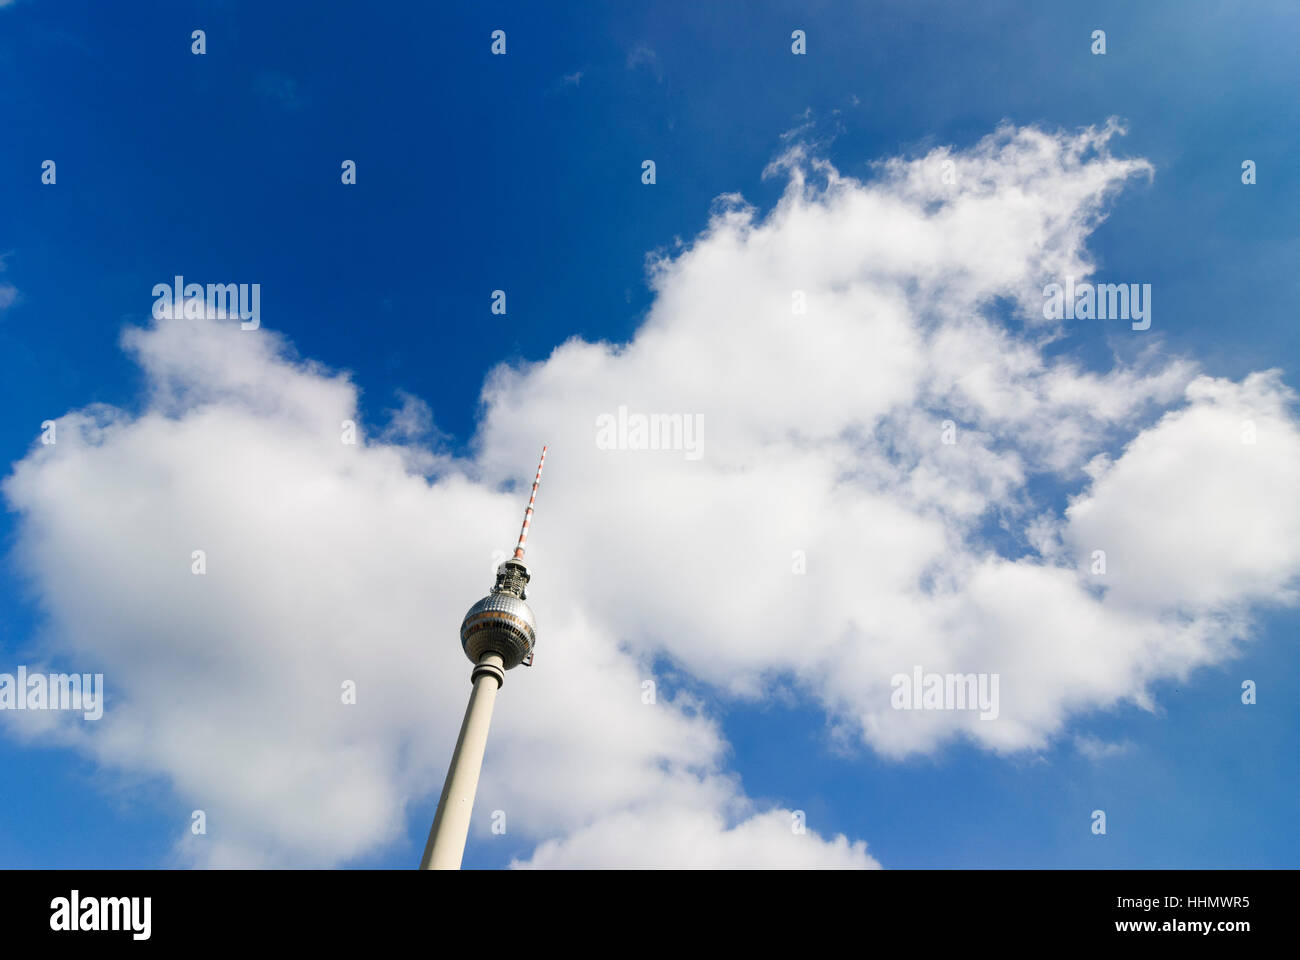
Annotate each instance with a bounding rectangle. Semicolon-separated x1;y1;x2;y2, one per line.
512;445;547;560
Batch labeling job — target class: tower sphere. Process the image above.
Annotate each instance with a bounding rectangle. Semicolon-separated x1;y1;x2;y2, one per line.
460;591;536;669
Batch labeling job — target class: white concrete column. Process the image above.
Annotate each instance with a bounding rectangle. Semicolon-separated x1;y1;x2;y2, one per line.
420;654;505;870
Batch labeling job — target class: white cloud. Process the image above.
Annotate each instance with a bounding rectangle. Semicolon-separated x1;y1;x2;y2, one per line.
515;805;878;869
1065;370;1300;612
5;120;1298;866
1074;735;1134;761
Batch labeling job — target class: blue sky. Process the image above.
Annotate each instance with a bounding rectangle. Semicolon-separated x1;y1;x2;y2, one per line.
2;1;1298;868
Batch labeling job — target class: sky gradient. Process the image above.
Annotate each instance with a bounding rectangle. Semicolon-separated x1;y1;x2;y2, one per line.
1;1;1298;868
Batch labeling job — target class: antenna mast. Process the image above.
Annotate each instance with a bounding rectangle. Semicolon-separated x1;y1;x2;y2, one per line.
513;445;547;560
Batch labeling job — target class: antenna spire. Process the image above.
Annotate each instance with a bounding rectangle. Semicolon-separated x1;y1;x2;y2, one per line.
512;445;547;560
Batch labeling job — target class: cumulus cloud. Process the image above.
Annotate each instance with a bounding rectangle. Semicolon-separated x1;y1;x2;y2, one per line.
515;805;877;870
5;120;1298;866
1;315;871;868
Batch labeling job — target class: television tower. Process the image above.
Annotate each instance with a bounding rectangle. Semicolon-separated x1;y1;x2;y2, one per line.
419;446;548;870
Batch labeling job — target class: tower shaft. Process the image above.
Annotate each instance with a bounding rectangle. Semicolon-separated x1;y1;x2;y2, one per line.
420;653;505;870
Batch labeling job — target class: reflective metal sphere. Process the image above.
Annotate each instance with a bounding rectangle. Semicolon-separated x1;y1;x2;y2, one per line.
460;592;536;670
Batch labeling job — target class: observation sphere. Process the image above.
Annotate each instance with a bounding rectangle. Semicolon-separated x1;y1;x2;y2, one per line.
460;592;536;670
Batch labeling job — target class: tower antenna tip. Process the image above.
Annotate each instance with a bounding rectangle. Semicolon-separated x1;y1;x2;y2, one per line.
512;445;548;560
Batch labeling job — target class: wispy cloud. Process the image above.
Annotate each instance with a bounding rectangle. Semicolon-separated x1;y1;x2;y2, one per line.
626;43;662;81
0;253;18;312
1075;736;1135;761
255;71;305;109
